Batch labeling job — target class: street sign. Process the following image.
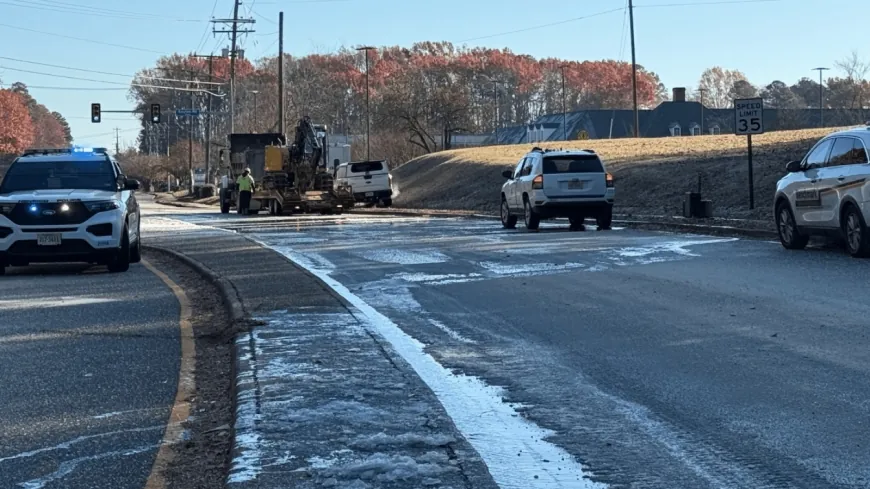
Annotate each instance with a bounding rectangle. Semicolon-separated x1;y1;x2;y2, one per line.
734;98;764;135
734;97;764;210
176;109;201;117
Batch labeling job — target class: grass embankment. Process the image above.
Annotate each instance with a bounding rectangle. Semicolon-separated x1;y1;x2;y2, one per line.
392;127;854;220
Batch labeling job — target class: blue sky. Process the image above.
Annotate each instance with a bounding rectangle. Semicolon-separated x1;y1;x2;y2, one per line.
0;0;861;151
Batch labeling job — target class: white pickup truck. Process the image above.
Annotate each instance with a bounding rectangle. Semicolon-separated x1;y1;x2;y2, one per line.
333;160;393;207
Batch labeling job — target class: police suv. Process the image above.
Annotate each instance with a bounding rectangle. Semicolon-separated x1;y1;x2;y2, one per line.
0;147;141;275
774;126;870;257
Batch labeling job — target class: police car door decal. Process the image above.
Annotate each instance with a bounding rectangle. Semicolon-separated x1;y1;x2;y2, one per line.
794;188;821;208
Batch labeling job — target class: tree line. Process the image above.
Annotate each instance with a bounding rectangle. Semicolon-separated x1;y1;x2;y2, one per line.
126;42;665;182
693;52;870;112
0;82;72;156
123;44;869;185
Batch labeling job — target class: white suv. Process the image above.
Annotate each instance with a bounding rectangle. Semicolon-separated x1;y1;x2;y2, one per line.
500;148;615;231
774;126;870;257
0;147;142;274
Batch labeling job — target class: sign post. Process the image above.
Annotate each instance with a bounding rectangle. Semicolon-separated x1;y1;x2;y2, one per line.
734;97;764;209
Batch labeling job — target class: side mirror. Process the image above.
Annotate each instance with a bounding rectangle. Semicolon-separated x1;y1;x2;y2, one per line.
125;179;141;191
502;170;513;179
786;160;802;173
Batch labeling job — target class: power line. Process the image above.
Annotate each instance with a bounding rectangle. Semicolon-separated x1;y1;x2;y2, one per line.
635;0;779;6
0;66;226;95
0;56;225;85
0;23;165;54
457;7;625;43
0;0;203;22
23;85;128;91
76;127;141;140
252;10;277;25
195;0;222;53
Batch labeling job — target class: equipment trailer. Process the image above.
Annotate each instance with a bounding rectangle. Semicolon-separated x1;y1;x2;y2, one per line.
218;117;354;215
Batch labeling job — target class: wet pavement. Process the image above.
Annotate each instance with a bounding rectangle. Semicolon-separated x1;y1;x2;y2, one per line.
153;205;870;489
0;248;180;488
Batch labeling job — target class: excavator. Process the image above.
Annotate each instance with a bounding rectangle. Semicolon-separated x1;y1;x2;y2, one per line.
218;116;355;214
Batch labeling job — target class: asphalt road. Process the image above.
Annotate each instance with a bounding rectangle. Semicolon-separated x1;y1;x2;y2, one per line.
156;204;870;489
0;225;181;488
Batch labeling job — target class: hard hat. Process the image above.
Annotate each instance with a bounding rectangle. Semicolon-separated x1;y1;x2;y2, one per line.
244;167;251;172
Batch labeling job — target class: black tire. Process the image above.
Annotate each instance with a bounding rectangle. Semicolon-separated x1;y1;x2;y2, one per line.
569;216;586;231
500;197;517;229
523;196;540;231
220;190;230;214
0;264;5;276
108;226;131;273
775;201;809;250
130;222;142;264
842;204;870;258
596;206;613;230
383;198;393;207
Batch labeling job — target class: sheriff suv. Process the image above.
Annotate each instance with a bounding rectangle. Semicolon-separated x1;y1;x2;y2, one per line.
0;147;141;275
500;147;615;231
774;126;870;257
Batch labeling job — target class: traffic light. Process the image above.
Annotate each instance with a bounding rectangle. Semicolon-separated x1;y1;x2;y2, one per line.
91;103;101;123
150;103;161;124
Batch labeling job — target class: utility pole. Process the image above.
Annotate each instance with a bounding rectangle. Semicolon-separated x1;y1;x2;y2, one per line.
357;46;376;160
560;64;568;141
189;72;196;194
628;0;639;137
251;90;259;131
212;2;255;134
114;127;120;156
192;53;219;182
812;67;829;127
278;11;285;134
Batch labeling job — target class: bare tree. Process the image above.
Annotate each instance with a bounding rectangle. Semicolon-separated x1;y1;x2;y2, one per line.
697;67;750;108
834;50;870;109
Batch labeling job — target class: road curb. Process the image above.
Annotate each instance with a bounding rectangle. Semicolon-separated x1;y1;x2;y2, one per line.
141;244;248;489
142;245;246;323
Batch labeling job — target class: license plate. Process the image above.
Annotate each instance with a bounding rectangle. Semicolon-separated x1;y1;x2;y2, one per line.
365;192;374;197
37;233;62;246
568;181;584;189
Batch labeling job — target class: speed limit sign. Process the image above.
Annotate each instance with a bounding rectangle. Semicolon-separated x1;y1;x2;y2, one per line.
734;97;764;210
734;98;764;135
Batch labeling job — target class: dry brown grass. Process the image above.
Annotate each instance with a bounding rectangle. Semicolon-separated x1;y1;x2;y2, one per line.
392;126;857;219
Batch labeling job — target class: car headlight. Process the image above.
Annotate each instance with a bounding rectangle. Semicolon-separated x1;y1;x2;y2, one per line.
0;203;15;215
85;200;121;212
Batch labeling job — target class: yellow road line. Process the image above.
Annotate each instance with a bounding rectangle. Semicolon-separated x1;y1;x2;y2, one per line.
142;258;197;489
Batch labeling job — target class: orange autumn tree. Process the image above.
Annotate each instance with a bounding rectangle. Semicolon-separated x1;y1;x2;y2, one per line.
0;89;35;154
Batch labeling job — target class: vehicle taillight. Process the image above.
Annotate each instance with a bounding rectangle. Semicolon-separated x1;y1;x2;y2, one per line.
532;175;543;189
606;173;614;188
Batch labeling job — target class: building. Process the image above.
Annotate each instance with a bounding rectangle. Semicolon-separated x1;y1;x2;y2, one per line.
472;87;868;145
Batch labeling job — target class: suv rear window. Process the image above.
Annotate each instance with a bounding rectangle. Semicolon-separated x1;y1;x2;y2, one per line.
350;161;384;173
542;155;603;174
0;159;116;193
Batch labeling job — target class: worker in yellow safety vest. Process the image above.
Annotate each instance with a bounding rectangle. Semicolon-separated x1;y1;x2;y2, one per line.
236;167;256;215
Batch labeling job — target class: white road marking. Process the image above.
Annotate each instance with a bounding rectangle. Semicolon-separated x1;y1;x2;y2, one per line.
427;318;478;345
0;296;118;311
253;236;606;489
17;445;156;489
0;426;163;464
